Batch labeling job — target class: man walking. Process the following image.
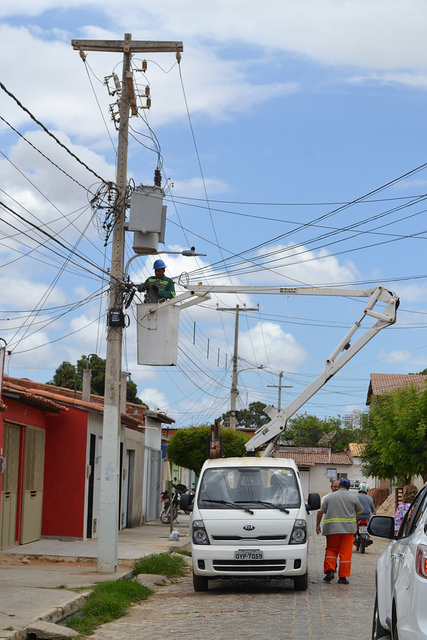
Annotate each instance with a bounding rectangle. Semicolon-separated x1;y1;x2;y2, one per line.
316;477;362;584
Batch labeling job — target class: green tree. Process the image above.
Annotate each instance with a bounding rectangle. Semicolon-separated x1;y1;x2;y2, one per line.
48;361;82;390
280;412;362;449
361;385;427;484
48;355;143;405
221;401;269;429
77;354;106;396
167;425;251;475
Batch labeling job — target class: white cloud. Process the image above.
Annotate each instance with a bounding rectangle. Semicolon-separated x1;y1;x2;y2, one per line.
377;349;410;364
376;349;427;367
239;321;307;371
139;386;169;411
242;243;358;286
394;282;427;305
169;177;229;198
4;1;427;83
0;275;66;309
5;329;60;372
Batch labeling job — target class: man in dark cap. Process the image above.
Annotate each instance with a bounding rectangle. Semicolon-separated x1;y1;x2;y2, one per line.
316;477;363;584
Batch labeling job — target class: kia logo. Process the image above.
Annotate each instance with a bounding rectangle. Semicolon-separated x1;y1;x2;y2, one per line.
243;525;255;531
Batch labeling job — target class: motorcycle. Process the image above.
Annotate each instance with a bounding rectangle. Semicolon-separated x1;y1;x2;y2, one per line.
160;482;188;524
354;517;372;553
180;484;195;514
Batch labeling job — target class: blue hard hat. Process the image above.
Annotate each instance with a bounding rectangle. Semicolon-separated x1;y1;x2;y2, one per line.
339;477;351;488
153;259;166;270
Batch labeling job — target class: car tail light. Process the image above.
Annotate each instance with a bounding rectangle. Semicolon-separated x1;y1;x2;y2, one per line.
415;544;427;578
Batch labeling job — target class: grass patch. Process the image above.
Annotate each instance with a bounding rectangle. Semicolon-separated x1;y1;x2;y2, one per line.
176;548;192;557
133;552;188;577
63;579;152;636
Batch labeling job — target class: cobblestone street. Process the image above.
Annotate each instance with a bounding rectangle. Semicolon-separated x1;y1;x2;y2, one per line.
88;519;388;640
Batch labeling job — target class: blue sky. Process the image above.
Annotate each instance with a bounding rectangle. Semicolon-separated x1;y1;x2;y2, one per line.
1;1;427;430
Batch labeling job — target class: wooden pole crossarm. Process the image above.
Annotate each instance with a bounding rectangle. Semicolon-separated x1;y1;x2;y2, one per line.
71;39;183;53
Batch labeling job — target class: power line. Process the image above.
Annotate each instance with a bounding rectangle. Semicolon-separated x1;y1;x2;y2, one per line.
0;115;98;194
0;199;113;282
0;80;111;186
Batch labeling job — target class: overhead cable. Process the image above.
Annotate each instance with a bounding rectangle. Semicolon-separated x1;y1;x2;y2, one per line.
0;80;111;186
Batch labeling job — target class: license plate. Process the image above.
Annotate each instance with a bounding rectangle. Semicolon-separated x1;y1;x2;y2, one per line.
358;526;367;533
235;549;263;561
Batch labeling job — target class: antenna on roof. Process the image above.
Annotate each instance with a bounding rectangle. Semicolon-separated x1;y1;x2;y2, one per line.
318;429;337;446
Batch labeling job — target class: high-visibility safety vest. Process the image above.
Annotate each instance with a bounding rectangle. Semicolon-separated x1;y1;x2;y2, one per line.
321;489;363;535
143;275;176;303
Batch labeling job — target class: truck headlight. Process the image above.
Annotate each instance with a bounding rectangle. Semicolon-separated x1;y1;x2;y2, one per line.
290;519;307;544
192;519;210;545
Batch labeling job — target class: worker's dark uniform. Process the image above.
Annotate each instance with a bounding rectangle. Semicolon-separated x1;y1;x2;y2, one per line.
138;275;175;303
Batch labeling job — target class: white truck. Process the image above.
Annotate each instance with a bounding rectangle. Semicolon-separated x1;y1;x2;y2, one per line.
189;456;320;591
176;284;399;591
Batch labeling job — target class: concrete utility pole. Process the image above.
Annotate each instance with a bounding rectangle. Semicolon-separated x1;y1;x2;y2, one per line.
267;371;292;411
72;34;183;573
217;305;258;429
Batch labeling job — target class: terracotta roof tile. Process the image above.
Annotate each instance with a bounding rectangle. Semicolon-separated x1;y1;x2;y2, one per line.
277;446;352;466
2;381;66;413
367;373;427;403
2;375;173;426
348;442;366;457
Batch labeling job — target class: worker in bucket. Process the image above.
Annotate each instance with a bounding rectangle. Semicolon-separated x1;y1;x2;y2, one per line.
138;259;176;304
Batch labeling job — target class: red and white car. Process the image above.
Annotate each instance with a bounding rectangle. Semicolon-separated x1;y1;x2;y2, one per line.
368;482;427;639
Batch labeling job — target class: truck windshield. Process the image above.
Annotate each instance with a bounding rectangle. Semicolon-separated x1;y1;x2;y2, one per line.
198;467;301;510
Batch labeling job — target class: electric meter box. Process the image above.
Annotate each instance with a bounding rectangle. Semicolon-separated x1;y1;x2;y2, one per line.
128;186;166;234
136;304;179;366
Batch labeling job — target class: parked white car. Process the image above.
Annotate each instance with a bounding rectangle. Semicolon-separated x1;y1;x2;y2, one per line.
368;482;427;639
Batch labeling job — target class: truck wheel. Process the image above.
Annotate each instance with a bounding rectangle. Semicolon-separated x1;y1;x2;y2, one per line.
293;572;308;591
193;572;209;592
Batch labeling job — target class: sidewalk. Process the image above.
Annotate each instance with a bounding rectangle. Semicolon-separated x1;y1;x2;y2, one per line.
0;518;190;640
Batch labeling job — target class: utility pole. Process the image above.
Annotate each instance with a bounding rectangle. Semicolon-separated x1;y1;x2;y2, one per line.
72;34;183;573
267;371;292;411
217;305;258;429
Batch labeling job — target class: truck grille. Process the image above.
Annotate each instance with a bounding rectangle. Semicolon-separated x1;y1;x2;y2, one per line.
212;535;287;541
213;559;286;572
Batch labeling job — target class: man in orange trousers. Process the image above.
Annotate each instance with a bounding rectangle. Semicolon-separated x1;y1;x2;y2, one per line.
316;477;363;584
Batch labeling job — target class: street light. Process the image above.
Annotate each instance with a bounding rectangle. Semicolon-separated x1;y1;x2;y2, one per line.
124;247;206;278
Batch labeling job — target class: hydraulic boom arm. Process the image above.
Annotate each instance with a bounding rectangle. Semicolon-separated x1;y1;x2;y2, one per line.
180;281;399;456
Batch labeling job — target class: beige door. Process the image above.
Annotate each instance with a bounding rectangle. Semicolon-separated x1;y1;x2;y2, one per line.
0;424;21;549
20;427;45;544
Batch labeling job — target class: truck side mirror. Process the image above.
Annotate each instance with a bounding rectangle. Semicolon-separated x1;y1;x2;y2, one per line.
306;493;321;512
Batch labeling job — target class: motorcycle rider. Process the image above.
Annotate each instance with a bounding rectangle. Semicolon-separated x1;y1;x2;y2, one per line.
356;482;376;546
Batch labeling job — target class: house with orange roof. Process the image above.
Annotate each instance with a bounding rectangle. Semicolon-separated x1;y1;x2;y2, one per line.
276;445;376;498
366;372;427;491
0;374;174;550
367;373;427;403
